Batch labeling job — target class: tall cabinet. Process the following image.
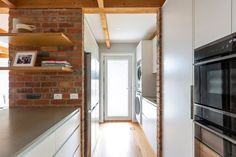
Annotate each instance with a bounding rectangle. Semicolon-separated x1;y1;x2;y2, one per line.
194;0;232;48
162;0;193;156
136;40;156;97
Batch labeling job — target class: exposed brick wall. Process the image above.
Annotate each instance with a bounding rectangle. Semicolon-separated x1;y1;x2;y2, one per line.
8;9;85;157
156;9;162;157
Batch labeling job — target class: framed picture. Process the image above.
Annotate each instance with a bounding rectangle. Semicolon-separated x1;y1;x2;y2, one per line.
12;51;37;67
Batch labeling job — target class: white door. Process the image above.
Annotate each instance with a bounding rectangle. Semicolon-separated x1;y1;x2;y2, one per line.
162;0;193;157
104;56;132;120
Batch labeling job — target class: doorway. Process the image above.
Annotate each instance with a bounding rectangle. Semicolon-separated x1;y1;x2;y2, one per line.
103;55;132;121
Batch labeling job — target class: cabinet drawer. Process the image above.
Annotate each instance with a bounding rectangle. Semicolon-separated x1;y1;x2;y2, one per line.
20;133;55;157
55;112;80;151
55;126;80;157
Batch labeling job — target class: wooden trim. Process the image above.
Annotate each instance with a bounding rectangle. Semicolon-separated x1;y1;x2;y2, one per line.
0;8;9;14
148;31;157;40
0;0;15;8
83;7;159;14
11;0;165;8
96;0;111;48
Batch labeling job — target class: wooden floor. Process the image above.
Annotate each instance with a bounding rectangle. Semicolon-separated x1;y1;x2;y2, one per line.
93;122;156;157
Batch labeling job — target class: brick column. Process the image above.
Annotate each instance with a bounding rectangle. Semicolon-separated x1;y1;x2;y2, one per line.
8;8;85;157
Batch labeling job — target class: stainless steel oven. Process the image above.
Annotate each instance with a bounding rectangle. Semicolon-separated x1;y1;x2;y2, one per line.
194;33;236;156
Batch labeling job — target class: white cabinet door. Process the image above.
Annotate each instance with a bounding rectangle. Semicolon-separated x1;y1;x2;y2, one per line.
55;127;80;157
194;0;231;48
55;112;80;151
162;0;193;156
73;146;81;157
152;36;157;73
136;42;142;61
142;98;157;153
22;133;55;157
233;0;236;33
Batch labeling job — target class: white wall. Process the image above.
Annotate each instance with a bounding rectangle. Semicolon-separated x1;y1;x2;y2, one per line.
99;43;137;54
162;0;193;157
99;43;137;122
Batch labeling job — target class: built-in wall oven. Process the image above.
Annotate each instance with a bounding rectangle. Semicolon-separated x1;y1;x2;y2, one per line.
194;33;236;156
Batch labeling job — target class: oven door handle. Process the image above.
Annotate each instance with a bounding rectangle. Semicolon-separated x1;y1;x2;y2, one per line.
194;121;236;145
194;53;236;66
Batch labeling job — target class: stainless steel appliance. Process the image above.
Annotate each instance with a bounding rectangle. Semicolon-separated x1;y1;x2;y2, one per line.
85;52;100;157
135;91;142;125
194;33;236;156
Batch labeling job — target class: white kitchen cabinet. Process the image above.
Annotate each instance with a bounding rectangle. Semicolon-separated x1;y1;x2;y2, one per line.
152;36;157;73
22;133;56;157
18;110;80;157
233;0;236;33
55;112;80;150
55;127;80;157
194;0;232;48
136;40;156;97
84;17;99;59
162;0;193;156
73;146;81;157
142;98;157;153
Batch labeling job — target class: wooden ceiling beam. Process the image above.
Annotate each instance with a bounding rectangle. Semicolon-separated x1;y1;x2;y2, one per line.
83;7;159;14
10;0;165;8
0;8;9;14
0;0;15;8
104;0;164;7
97;0;111;48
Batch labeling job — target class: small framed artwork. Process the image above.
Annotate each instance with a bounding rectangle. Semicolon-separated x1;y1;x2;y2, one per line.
12;51;37;67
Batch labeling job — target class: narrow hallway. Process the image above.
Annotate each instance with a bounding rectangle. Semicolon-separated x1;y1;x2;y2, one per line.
93;122;156;157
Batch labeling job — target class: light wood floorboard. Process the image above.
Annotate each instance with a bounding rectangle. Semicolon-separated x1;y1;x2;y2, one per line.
93;122;156;157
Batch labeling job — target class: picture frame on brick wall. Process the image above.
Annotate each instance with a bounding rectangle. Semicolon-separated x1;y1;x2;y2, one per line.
12;51;37;67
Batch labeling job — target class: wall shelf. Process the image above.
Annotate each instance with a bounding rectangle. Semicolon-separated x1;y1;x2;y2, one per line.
0;33;73;46
0;67;73;72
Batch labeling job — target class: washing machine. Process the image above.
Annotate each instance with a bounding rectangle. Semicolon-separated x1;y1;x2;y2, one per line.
135;91;142;125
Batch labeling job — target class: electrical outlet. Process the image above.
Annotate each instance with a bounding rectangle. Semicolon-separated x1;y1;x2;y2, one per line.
70;93;79;99
54;94;62;100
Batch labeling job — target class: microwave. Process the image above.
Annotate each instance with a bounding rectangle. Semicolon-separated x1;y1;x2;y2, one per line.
194;33;236;155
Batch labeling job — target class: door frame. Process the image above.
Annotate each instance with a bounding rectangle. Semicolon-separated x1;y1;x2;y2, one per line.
100;53;135;122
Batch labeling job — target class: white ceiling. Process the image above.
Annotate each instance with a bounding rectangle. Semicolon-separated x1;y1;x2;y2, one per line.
85;14;157;44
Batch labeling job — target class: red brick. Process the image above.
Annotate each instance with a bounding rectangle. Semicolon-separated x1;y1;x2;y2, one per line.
25;82;40;87
9;82;25;87
34;100;50;105
41;82;57;87
51;100;67;105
